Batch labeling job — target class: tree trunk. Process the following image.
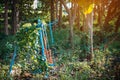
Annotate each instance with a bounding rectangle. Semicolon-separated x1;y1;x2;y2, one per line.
11;0;16;34
60;0;76;48
55;0;58;20
69;3;77;48
54;0;58;28
103;0;117;31
77;7;80;29
16;8;19;32
50;0;55;22
58;1;62;27
69;12;74;48
83;14;88;32
115;15;120;33
4;1;8;35
98;3;103;27
83;13;94;55
88;13;93;55
11;0;19;34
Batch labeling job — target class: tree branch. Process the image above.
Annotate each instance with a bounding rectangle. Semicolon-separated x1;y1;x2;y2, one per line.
59;0;70;14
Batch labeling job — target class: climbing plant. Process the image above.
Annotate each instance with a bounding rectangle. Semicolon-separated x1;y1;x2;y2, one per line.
12;25;48;73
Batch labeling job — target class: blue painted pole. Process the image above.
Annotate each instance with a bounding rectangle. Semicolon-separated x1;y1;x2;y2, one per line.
49;23;54;45
48;20;58;45
37;19;46;61
9;45;17;74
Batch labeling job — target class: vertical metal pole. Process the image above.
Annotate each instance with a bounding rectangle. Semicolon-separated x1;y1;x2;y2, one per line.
49;23;54;45
38;19;46;60
9;45;17;74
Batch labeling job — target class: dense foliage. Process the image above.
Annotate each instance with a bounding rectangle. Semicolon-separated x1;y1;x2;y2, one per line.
0;0;120;80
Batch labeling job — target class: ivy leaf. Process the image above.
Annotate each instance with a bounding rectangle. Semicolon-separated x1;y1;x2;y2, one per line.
83;4;94;15
71;0;94;15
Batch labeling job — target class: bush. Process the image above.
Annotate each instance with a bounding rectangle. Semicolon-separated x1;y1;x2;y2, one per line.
0;34;15;64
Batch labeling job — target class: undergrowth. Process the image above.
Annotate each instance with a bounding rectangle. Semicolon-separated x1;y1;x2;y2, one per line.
0;27;120;80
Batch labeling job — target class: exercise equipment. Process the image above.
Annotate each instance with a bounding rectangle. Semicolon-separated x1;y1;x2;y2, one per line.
9;19;57;76
37;19;54;66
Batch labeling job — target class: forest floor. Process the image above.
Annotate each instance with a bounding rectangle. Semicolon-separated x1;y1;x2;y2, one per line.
0;28;120;80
